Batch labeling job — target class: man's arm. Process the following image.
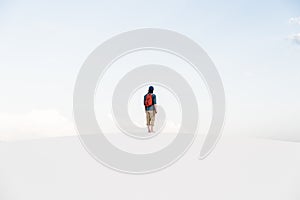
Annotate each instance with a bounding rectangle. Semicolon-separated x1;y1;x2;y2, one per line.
153;94;157;113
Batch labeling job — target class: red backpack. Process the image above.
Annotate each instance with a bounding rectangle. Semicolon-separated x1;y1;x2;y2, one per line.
144;94;153;107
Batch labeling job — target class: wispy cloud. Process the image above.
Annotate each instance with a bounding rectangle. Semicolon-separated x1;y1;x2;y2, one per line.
0;110;75;141
288;33;300;45
289;16;300;25
288;17;300;45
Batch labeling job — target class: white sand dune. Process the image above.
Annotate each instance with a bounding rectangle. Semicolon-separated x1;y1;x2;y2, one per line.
0;136;299;200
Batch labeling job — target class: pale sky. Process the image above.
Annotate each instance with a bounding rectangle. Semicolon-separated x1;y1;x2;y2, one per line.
0;0;300;141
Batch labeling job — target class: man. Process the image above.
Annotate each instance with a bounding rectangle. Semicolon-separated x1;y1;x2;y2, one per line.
144;86;157;133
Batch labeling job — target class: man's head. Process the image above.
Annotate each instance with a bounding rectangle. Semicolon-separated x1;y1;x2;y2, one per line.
148;86;154;93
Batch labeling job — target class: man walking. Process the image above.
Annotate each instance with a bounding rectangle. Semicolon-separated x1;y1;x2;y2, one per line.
144;86;157;133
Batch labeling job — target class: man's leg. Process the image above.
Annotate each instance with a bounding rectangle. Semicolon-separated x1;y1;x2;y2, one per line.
146;111;151;133
150;110;155;133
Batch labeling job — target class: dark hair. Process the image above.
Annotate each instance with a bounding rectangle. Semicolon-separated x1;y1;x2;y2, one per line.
148;86;154;93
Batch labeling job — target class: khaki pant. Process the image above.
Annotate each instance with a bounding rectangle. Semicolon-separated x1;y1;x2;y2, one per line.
146;110;156;126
